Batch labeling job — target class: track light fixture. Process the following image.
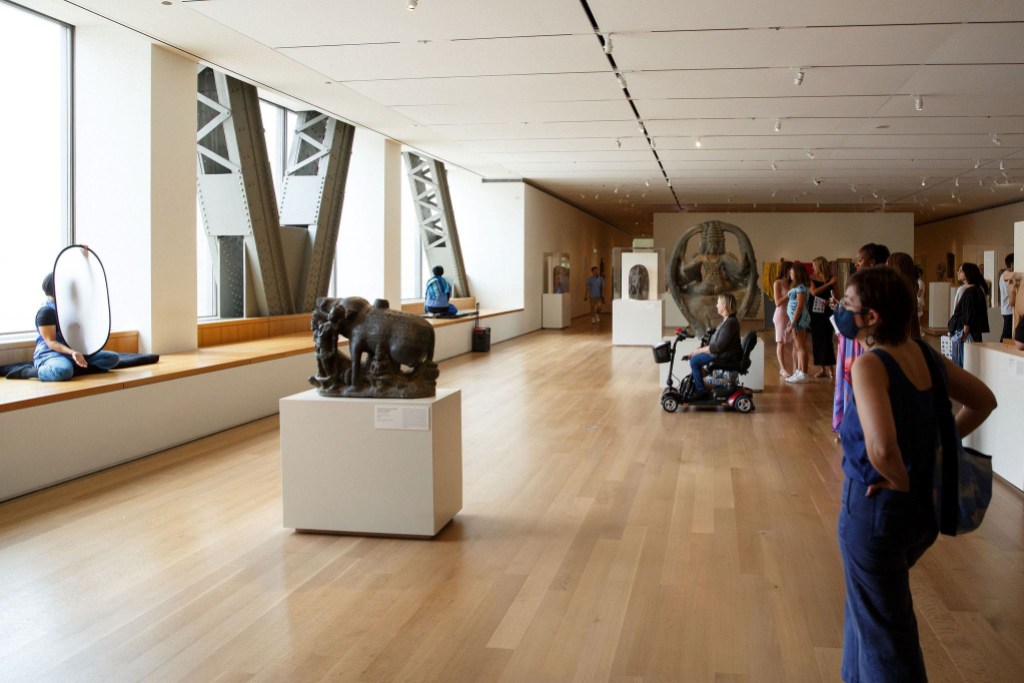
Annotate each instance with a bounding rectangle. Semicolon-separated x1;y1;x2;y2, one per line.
812;178;821;186
615;138;622;148
603;33;613;55
850;184;857;192
921;177;927;186
774;118;782;133
955;177;960;187
695;137;703;148
999;159;1005;171
793;69;805;86
992;133;1002;146
914;95;923;111
806;149;814;159
407;0;417;9
770;160;778;171
974;159;981;169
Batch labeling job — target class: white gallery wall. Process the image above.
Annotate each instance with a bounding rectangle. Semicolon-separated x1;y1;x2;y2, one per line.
447;170;525;313
914;202;1019;287
524;187;633;330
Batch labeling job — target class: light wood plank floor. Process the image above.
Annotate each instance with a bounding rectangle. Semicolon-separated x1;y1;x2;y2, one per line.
1;319;1022;682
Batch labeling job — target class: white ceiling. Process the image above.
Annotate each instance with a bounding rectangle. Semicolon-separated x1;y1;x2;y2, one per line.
21;0;1024;233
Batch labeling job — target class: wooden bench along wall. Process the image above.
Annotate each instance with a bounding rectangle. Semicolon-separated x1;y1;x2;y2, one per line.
1;305;524;502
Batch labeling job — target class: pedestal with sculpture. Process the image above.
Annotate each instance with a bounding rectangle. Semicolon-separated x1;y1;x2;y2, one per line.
281;296;461;537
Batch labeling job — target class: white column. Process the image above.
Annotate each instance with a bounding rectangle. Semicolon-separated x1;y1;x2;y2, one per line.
336;131;402;306
75;28;196;354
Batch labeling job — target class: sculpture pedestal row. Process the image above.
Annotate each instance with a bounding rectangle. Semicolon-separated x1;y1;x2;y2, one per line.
280;388;462;537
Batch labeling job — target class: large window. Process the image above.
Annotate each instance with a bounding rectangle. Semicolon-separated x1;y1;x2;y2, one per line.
196;94;296;318
0;1;71;334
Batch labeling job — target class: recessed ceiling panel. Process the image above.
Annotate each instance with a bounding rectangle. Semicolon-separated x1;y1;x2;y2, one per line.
925;23;1024;63
636;96;891;119
626;66;920;100
282;35;608;81
463;138;649;153
899;64;1024;96
393;100;636;125
343;72;623;106
432;120;641;140
587;0;1012;32
185;0;593;47
612;25;956;71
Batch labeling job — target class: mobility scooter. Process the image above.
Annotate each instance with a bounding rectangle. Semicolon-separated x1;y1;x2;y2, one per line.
652;327;758;413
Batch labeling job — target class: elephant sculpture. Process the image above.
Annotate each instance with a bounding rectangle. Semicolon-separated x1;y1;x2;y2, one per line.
309;296;439;398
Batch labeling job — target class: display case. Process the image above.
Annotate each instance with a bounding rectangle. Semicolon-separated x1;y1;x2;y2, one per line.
611;246;665;345
542;252;572;329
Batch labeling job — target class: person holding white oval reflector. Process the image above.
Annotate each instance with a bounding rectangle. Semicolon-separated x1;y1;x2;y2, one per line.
33;246;119;381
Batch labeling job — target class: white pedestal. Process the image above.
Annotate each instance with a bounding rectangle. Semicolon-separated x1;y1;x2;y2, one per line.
280;388;462;537
542;293;571;329
965;344;1024;491
612;298;664;345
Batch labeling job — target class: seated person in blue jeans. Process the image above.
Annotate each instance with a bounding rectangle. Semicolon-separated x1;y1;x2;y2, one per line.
688;293;743;398
33;272;119;381
424;265;458;317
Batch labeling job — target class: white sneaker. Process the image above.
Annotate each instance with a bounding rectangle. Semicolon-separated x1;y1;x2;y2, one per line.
786;371;808;383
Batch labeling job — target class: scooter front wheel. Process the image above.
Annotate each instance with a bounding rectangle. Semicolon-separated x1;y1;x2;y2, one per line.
661;394;680;413
733;395;755;413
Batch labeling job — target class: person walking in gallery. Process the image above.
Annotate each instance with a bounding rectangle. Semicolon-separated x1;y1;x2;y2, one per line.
34;271;119;381
999;253;1015;341
886;252;922;340
585;266;605;323
687;293;743;399
836;265;995;683
947;262;990;367
773;260;794;378
784;262;812;383
833;242;889;433
809;256;837;379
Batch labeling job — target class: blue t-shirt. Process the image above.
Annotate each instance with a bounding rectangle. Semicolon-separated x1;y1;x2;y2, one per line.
586;275;604;299
424;276;451;309
787;285;811;329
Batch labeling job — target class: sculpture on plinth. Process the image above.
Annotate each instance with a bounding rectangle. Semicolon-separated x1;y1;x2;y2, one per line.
669;220;759;334
309;296;439;398
628;264;650;300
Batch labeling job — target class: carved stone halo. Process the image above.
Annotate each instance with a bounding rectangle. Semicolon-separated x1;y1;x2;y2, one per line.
668;220;759;334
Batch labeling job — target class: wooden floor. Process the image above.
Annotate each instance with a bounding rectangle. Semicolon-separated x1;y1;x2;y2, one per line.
1;318;1022;682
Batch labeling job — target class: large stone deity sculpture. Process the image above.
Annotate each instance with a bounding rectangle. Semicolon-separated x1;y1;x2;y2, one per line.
309;296;439;398
668;220;759;334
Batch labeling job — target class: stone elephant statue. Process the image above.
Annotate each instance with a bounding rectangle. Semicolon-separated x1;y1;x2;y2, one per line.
320;296;436;395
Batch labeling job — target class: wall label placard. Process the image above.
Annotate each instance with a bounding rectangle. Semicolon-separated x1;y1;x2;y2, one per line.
374;405;430;431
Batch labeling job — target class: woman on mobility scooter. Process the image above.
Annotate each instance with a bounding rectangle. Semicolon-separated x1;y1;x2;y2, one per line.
688;293;743;400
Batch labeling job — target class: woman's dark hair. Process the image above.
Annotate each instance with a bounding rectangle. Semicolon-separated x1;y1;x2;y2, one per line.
858;242;891;267
848;266;915;345
789;261;810;287
776;260;793;281
959;262;988;293
42;272;55;298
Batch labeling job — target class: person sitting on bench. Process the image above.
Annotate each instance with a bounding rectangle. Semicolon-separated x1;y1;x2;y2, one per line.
34;272;119;381
424;265;458;317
